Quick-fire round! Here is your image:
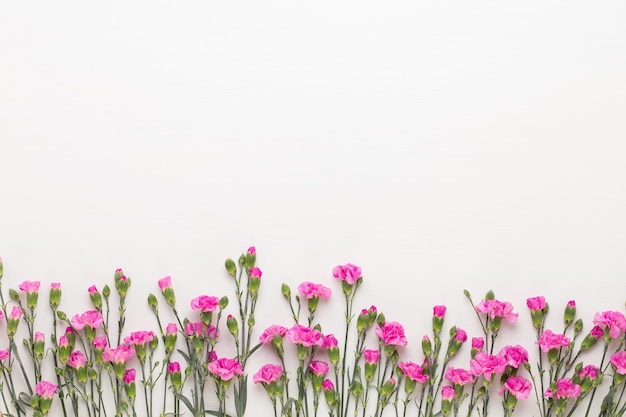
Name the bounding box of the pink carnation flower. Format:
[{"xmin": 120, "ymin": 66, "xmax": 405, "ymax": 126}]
[
  {"xmin": 253, "ymin": 364, "xmax": 283, "ymax": 384},
  {"xmin": 332, "ymin": 263, "xmax": 362, "ymax": 285},
  {"xmin": 287, "ymin": 324, "xmax": 323, "ymax": 347},
  {"xmin": 536, "ymin": 329, "xmax": 570, "ymax": 352},
  {"xmin": 397, "ymin": 361, "xmax": 429, "ymax": 383},
  {"xmin": 35, "ymin": 381, "xmax": 57, "ymax": 399},
  {"xmin": 475, "ymin": 299, "xmax": 518, "ymax": 323},
  {"xmin": 93, "ymin": 336, "xmax": 108, "ymax": 350},
  {"xmin": 499, "ymin": 376, "xmax": 532, "ymax": 399},
  {"xmin": 207, "ymin": 357, "xmax": 244, "ymax": 381},
  {"xmin": 67, "ymin": 351, "xmax": 86, "ymax": 369},
  {"xmin": 71, "ymin": 310, "xmax": 104, "ymax": 330},
  {"xmin": 498, "ymin": 345, "xmax": 529, "ymax": 368},
  {"xmin": 190, "ymin": 295, "xmax": 219, "ymax": 312},
  {"xmin": 576, "ymin": 364, "xmax": 600, "ymax": 380},
  {"xmin": 433, "ymin": 305, "xmax": 446, "ymax": 318},
  {"xmin": 125, "ymin": 330, "xmax": 155, "ymax": 346},
  {"xmin": 249, "ymin": 267, "xmax": 262, "ymax": 279},
  {"xmin": 441, "ymin": 385, "xmax": 456, "ymax": 401},
  {"xmin": 259, "ymin": 324, "xmax": 288, "ymax": 345},
  {"xmin": 168, "ymin": 362, "xmax": 181, "ymax": 373},
  {"xmin": 362, "ymin": 349, "xmax": 380, "ymax": 364},
  {"xmin": 444, "ymin": 367, "xmax": 474, "ymax": 385},
  {"xmin": 322, "ymin": 334, "xmax": 338, "ymax": 348},
  {"xmin": 375, "ymin": 322, "xmax": 408, "ymax": 346},
  {"xmin": 124, "ymin": 369, "xmax": 136, "ymax": 384},
  {"xmin": 158, "ymin": 276, "xmax": 172, "ymax": 290},
  {"xmin": 18, "ymin": 280, "xmax": 40, "ymax": 294},
  {"xmin": 297, "ymin": 282, "xmax": 332, "ymax": 299},
  {"xmin": 593, "ymin": 311, "xmax": 626, "ymax": 339},
  {"xmin": 526, "ymin": 296, "xmax": 546, "ymax": 311},
  {"xmin": 472, "ymin": 337, "xmax": 485, "ymax": 350},
  {"xmin": 545, "ymin": 378, "xmax": 581, "ymax": 399},
  {"xmin": 102, "ymin": 344, "xmax": 135, "ymax": 364},
  {"xmin": 470, "ymin": 351, "xmax": 505, "ymax": 381},
  {"xmin": 309, "ymin": 360, "xmax": 330, "ymax": 376},
  {"xmin": 610, "ymin": 351, "xmax": 626, "ymax": 375}
]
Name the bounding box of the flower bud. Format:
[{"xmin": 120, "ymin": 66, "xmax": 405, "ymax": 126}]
[
  {"xmin": 102, "ymin": 284, "xmax": 110, "ymax": 299},
  {"xmin": 564, "ymin": 300, "xmax": 576, "ymax": 327},
  {"xmin": 245, "ymin": 249, "xmax": 256, "ymax": 269},
  {"xmin": 422, "ymin": 336, "xmax": 432, "ymax": 359},
  {"xmin": 115, "ymin": 274, "xmax": 130, "ymax": 298},
  {"xmin": 225, "ymin": 258, "xmax": 237, "ymax": 278},
  {"xmin": 350, "ymin": 380, "xmax": 363, "ymax": 399},
  {"xmin": 381, "ymin": 378, "xmax": 396, "ymax": 397},
  {"xmin": 227, "ymin": 314, "xmax": 239, "ymax": 338},
  {"xmin": 49, "ymin": 283, "xmax": 61, "ymax": 310},
  {"xmin": 89, "ymin": 286, "xmax": 103, "ymax": 311},
  {"xmin": 219, "ymin": 296, "xmax": 229, "ymax": 310},
  {"xmin": 281, "ymin": 283, "xmax": 291, "ymax": 299},
  {"xmin": 147, "ymin": 293, "xmax": 158, "ymax": 313},
  {"xmin": 9, "ymin": 288, "xmax": 19, "ymax": 301}
]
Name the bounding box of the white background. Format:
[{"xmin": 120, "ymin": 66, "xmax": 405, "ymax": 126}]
[{"xmin": 1, "ymin": 2, "xmax": 626, "ymax": 416}]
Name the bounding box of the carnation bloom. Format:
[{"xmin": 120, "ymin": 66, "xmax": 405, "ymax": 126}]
[
  {"xmin": 472, "ymin": 337, "xmax": 485, "ymax": 350},
  {"xmin": 190, "ymin": 295, "xmax": 219, "ymax": 312},
  {"xmin": 362, "ymin": 349, "xmax": 380, "ymax": 364},
  {"xmin": 207, "ymin": 357, "xmax": 244, "ymax": 381},
  {"xmin": 166, "ymin": 322, "xmax": 177, "ymax": 335},
  {"xmin": 441, "ymin": 385, "xmax": 456, "ymax": 401},
  {"xmin": 433, "ymin": 305, "xmax": 447, "ymax": 317},
  {"xmin": 124, "ymin": 369, "xmax": 136, "ymax": 384},
  {"xmin": 526, "ymin": 296, "xmax": 546, "ymax": 311},
  {"xmin": 35, "ymin": 381, "xmax": 57, "ymax": 399},
  {"xmin": 19, "ymin": 280, "xmax": 40, "ymax": 294},
  {"xmin": 544, "ymin": 378, "xmax": 581, "ymax": 399},
  {"xmin": 444, "ymin": 367, "xmax": 474, "ymax": 385},
  {"xmin": 67, "ymin": 351, "xmax": 86, "ymax": 369},
  {"xmin": 253, "ymin": 364, "xmax": 283, "ymax": 384},
  {"xmin": 168, "ymin": 362, "xmax": 181, "ymax": 373},
  {"xmin": 247, "ymin": 246, "xmax": 256, "ymax": 255},
  {"xmin": 71, "ymin": 310, "xmax": 104, "ymax": 330},
  {"xmin": 297, "ymin": 282, "xmax": 332, "ymax": 299},
  {"xmin": 51, "ymin": 282, "xmax": 61, "ymax": 289},
  {"xmin": 397, "ymin": 361, "xmax": 429, "ymax": 383},
  {"xmin": 322, "ymin": 334, "xmax": 338, "ymax": 348},
  {"xmin": 375, "ymin": 322, "xmax": 408, "ymax": 346},
  {"xmin": 470, "ymin": 351, "xmax": 505, "ymax": 381},
  {"xmin": 536, "ymin": 329, "xmax": 570, "ymax": 352},
  {"xmin": 498, "ymin": 345, "xmax": 529, "ymax": 368},
  {"xmin": 249, "ymin": 267, "xmax": 262, "ymax": 278},
  {"xmin": 124, "ymin": 330, "xmax": 155, "ymax": 346},
  {"xmin": 454, "ymin": 327, "xmax": 467, "ymax": 342},
  {"xmin": 576, "ymin": 364, "xmax": 600, "ymax": 380},
  {"xmin": 610, "ymin": 351, "xmax": 626, "ymax": 375},
  {"xmin": 323, "ymin": 379, "xmax": 334, "ymax": 390},
  {"xmin": 93, "ymin": 336, "xmax": 107, "ymax": 349},
  {"xmin": 88, "ymin": 285, "xmax": 98, "ymax": 295},
  {"xmin": 158, "ymin": 276, "xmax": 172, "ymax": 290},
  {"xmin": 499, "ymin": 376, "xmax": 532, "ymax": 400},
  {"xmin": 0, "ymin": 350, "xmax": 9, "ymax": 361},
  {"xmin": 9, "ymin": 306, "xmax": 23, "ymax": 320},
  {"xmin": 259, "ymin": 325, "xmax": 288, "ymax": 345},
  {"xmin": 287, "ymin": 324, "xmax": 323, "ymax": 347},
  {"xmin": 332, "ymin": 263, "xmax": 362, "ymax": 285},
  {"xmin": 475, "ymin": 299, "xmax": 518, "ymax": 322},
  {"xmin": 309, "ymin": 360, "xmax": 330, "ymax": 376},
  {"xmin": 593, "ymin": 311, "xmax": 626, "ymax": 339},
  {"xmin": 102, "ymin": 344, "xmax": 135, "ymax": 364}
]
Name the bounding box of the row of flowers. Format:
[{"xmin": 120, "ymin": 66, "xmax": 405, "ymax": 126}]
[{"xmin": 0, "ymin": 250, "xmax": 625, "ymax": 417}]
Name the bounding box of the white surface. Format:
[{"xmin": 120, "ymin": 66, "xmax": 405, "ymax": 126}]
[{"xmin": 1, "ymin": 2, "xmax": 626, "ymax": 416}]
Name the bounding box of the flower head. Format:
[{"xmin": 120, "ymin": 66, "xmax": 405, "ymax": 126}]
[
  {"xmin": 362, "ymin": 349, "xmax": 380, "ymax": 364},
  {"xmin": 441, "ymin": 385, "xmax": 456, "ymax": 401},
  {"xmin": 332, "ymin": 263, "xmax": 362, "ymax": 285},
  {"xmin": 536, "ymin": 329, "xmax": 570, "ymax": 353},
  {"xmin": 545, "ymin": 378, "xmax": 581, "ymax": 399},
  {"xmin": 207, "ymin": 357, "xmax": 244, "ymax": 381},
  {"xmin": 287, "ymin": 324, "xmax": 323, "ymax": 347},
  {"xmin": 67, "ymin": 350, "xmax": 86, "ymax": 369},
  {"xmin": 190, "ymin": 295, "xmax": 220, "ymax": 312},
  {"xmin": 309, "ymin": 360, "xmax": 329, "ymax": 376},
  {"xmin": 610, "ymin": 351, "xmax": 626, "ymax": 375},
  {"xmin": 475, "ymin": 299, "xmax": 518, "ymax": 323},
  {"xmin": 260, "ymin": 324, "xmax": 288, "ymax": 345},
  {"xmin": 444, "ymin": 367, "xmax": 474, "ymax": 385},
  {"xmin": 498, "ymin": 345, "xmax": 529, "ymax": 369},
  {"xmin": 35, "ymin": 381, "xmax": 57, "ymax": 399},
  {"xmin": 526, "ymin": 296, "xmax": 546, "ymax": 312},
  {"xmin": 593, "ymin": 311, "xmax": 626, "ymax": 339},
  {"xmin": 433, "ymin": 305, "xmax": 446, "ymax": 318},
  {"xmin": 375, "ymin": 321, "xmax": 408, "ymax": 346},
  {"xmin": 297, "ymin": 282, "xmax": 332, "ymax": 299},
  {"xmin": 499, "ymin": 376, "xmax": 532, "ymax": 400},
  {"xmin": 470, "ymin": 351, "xmax": 505, "ymax": 381},
  {"xmin": 398, "ymin": 361, "xmax": 429, "ymax": 383}
]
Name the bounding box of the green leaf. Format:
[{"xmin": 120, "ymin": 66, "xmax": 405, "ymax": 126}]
[{"xmin": 174, "ymin": 392, "xmax": 196, "ymax": 414}]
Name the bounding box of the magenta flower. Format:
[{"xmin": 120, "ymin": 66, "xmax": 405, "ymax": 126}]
[
  {"xmin": 253, "ymin": 364, "xmax": 283, "ymax": 384},
  {"xmin": 322, "ymin": 334, "xmax": 338, "ymax": 348},
  {"xmin": 593, "ymin": 311, "xmax": 626, "ymax": 339},
  {"xmin": 34, "ymin": 331, "xmax": 45, "ymax": 343},
  {"xmin": 526, "ymin": 296, "xmax": 546, "ymax": 311},
  {"xmin": 124, "ymin": 330, "xmax": 155, "ymax": 347},
  {"xmin": 249, "ymin": 267, "xmax": 262, "ymax": 279},
  {"xmin": 441, "ymin": 385, "xmax": 456, "ymax": 401},
  {"xmin": 297, "ymin": 282, "xmax": 332, "ymax": 299},
  {"xmin": 332, "ymin": 263, "xmax": 362, "ymax": 285},
  {"xmin": 454, "ymin": 327, "xmax": 467, "ymax": 342},
  {"xmin": 498, "ymin": 345, "xmax": 529, "ymax": 368},
  {"xmin": 247, "ymin": 246, "xmax": 256, "ymax": 255},
  {"xmin": 398, "ymin": 361, "xmax": 429, "ymax": 383},
  {"xmin": 545, "ymin": 378, "xmax": 581, "ymax": 399},
  {"xmin": 576, "ymin": 364, "xmax": 600, "ymax": 380},
  {"xmin": 536, "ymin": 329, "xmax": 571, "ymax": 352},
  {"xmin": 610, "ymin": 351, "xmax": 626, "ymax": 374},
  {"xmin": 207, "ymin": 357, "xmax": 244, "ymax": 381},
  {"xmin": 158, "ymin": 276, "xmax": 171, "ymax": 290},
  {"xmin": 259, "ymin": 324, "xmax": 288, "ymax": 345},
  {"xmin": 444, "ymin": 367, "xmax": 474, "ymax": 385},
  {"xmin": 190, "ymin": 295, "xmax": 219, "ymax": 312},
  {"xmin": 124, "ymin": 369, "xmax": 136, "ymax": 384},
  {"xmin": 323, "ymin": 379, "xmax": 334, "ymax": 391},
  {"xmin": 67, "ymin": 351, "xmax": 87, "ymax": 369},
  {"xmin": 309, "ymin": 360, "xmax": 330, "ymax": 376},
  {"xmin": 71, "ymin": 310, "xmax": 104, "ymax": 330},
  {"xmin": 287, "ymin": 324, "xmax": 323, "ymax": 347},
  {"xmin": 470, "ymin": 351, "xmax": 506, "ymax": 381},
  {"xmin": 433, "ymin": 305, "xmax": 446, "ymax": 318},
  {"xmin": 102, "ymin": 344, "xmax": 135, "ymax": 364},
  {"xmin": 35, "ymin": 381, "xmax": 57, "ymax": 399},
  {"xmin": 185, "ymin": 322, "xmax": 219, "ymax": 338},
  {"xmin": 88, "ymin": 285, "xmax": 98, "ymax": 295},
  {"xmin": 475, "ymin": 299, "xmax": 518, "ymax": 323},
  {"xmin": 499, "ymin": 376, "xmax": 532, "ymax": 399},
  {"xmin": 166, "ymin": 322, "xmax": 177, "ymax": 335},
  {"xmin": 9, "ymin": 306, "xmax": 23, "ymax": 320},
  {"xmin": 0, "ymin": 350, "xmax": 10, "ymax": 361},
  {"xmin": 375, "ymin": 322, "xmax": 408, "ymax": 346},
  {"xmin": 472, "ymin": 337, "xmax": 485, "ymax": 350},
  {"xmin": 19, "ymin": 280, "xmax": 40, "ymax": 293},
  {"xmin": 362, "ymin": 349, "xmax": 380, "ymax": 364},
  {"xmin": 59, "ymin": 335, "xmax": 70, "ymax": 348},
  {"xmin": 168, "ymin": 362, "xmax": 181, "ymax": 373},
  {"xmin": 93, "ymin": 336, "xmax": 107, "ymax": 350}
]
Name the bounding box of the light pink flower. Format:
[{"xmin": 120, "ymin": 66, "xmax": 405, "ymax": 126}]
[
  {"xmin": 433, "ymin": 305, "xmax": 446, "ymax": 318},
  {"xmin": 322, "ymin": 334, "xmax": 338, "ymax": 348},
  {"xmin": 9, "ymin": 306, "xmax": 23, "ymax": 320},
  {"xmin": 102, "ymin": 344, "xmax": 135, "ymax": 364},
  {"xmin": 259, "ymin": 325, "xmax": 288, "ymax": 345},
  {"xmin": 71, "ymin": 310, "xmax": 104, "ymax": 330},
  {"xmin": 375, "ymin": 322, "xmax": 408, "ymax": 346},
  {"xmin": 253, "ymin": 364, "xmax": 283, "ymax": 384},
  {"xmin": 444, "ymin": 367, "xmax": 474, "ymax": 385},
  {"xmin": 185, "ymin": 322, "xmax": 219, "ymax": 338},
  {"xmin": 35, "ymin": 331, "xmax": 45, "ymax": 343},
  {"xmin": 158, "ymin": 276, "xmax": 171, "ymax": 290},
  {"xmin": 0, "ymin": 350, "xmax": 10, "ymax": 361},
  {"xmin": 362, "ymin": 349, "xmax": 380, "ymax": 364},
  {"xmin": 166, "ymin": 323, "xmax": 177, "ymax": 335},
  {"xmin": 544, "ymin": 378, "xmax": 581, "ymax": 399},
  {"xmin": 18, "ymin": 280, "xmax": 40, "ymax": 294},
  {"xmin": 309, "ymin": 360, "xmax": 329, "ymax": 376},
  {"xmin": 190, "ymin": 295, "xmax": 219, "ymax": 312},
  {"xmin": 593, "ymin": 311, "xmax": 626, "ymax": 339},
  {"xmin": 475, "ymin": 299, "xmax": 518, "ymax": 323},
  {"xmin": 59, "ymin": 335, "xmax": 69, "ymax": 348},
  {"xmin": 287, "ymin": 324, "xmax": 323, "ymax": 347},
  {"xmin": 610, "ymin": 351, "xmax": 626, "ymax": 375},
  {"xmin": 93, "ymin": 336, "xmax": 107, "ymax": 350},
  {"xmin": 249, "ymin": 267, "xmax": 262, "ymax": 279},
  {"xmin": 124, "ymin": 330, "xmax": 155, "ymax": 346},
  {"xmin": 498, "ymin": 345, "xmax": 529, "ymax": 368},
  {"xmin": 536, "ymin": 329, "xmax": 570, "ymax": 352},
  {"xmin": 398, "ymin": 361, "xmax": 429, "ymax": 383},
  {"xmin": 67, "ymin": 351, "xmax": 86, "ymax": 369},
  {"xmin": 207, "ymin": 357, "xmax": 244, "ymax": 381},
  {"xmin": 35, "ymin": 381, "xmax": 57, "ymax": 399},
  {"xmin": 51, "ymin": 282, "xmax": 61, "ymax": 290},
  {"xmin": 124, "ymin": 369, "xmax": 136, "ymax": 384},
  {"xmin": 499, "ymin": 376, "xmax": 532, "ymax": 399},
  {"xmin": 297, "ymin": 282, "xmax": 332, "ymax": 299},
  {"xmin": 526, "ymin": 296, "xmax": 546, "ymax": 311},
  {"xmin": 441, "ymin": 385, "xmax": 456, "ymax": 401},
  {"xmin": 470, "ymin": 351, "xmax": 505, "ymax": 381},
  {"xmin": 332, "ymin": 263, "xmax": 362, "ymax": 285}
]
